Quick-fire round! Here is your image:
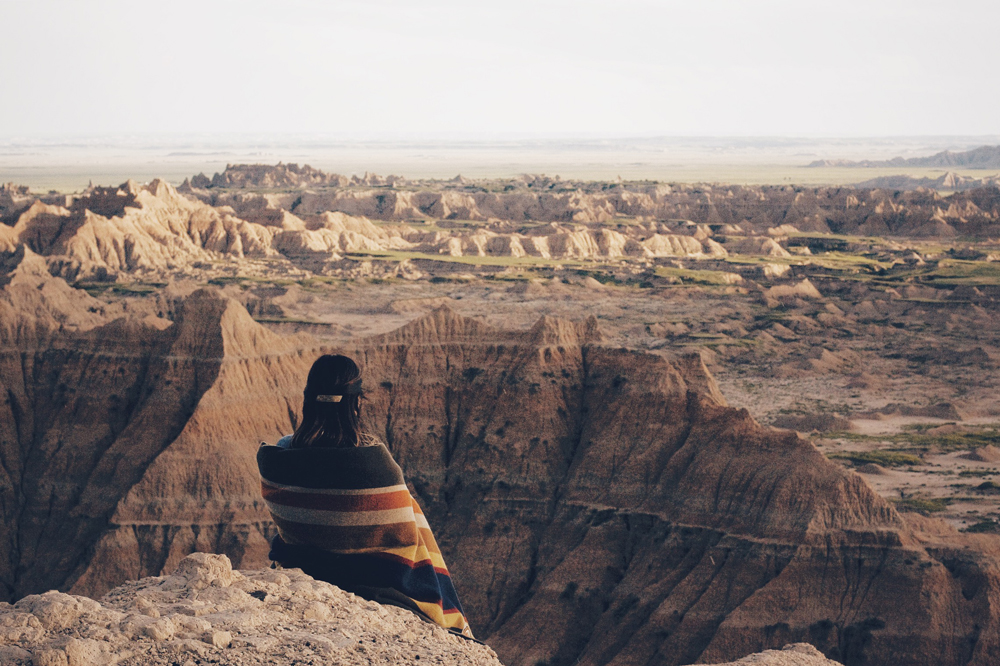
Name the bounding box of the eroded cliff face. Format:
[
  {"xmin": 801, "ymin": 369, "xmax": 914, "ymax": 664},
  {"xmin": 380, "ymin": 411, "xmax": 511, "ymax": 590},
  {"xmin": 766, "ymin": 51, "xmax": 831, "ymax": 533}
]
[
  {"xmin": 1, "ymin": 266, "xmax": 999, "ymax": 666},
  {"xmin": 0, "ymin": 258, "xmax": 318, "ymax": 601},
  {"xmin": 342, "ymin": 309, "xmax": 998, "ymax": 666}
]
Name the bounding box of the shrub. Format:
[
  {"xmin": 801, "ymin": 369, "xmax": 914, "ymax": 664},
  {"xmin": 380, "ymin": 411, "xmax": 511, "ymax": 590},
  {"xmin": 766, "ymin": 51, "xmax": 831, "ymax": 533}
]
[{"xmin": 962, "ymin": 520, "xmax": 1000, "ymax": 533}]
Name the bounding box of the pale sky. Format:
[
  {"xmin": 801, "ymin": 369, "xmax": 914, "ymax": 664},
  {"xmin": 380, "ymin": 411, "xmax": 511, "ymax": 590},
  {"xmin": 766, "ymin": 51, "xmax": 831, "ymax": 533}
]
[{"xmin": 1, "ymin": 0, "xmax": 998, "ymax": 138}]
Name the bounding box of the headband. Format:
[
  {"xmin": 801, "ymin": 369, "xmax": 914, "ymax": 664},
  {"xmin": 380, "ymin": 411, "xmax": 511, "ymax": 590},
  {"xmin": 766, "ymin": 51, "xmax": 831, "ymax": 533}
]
[{"xmin": 313, "ymin": 377, "xmax": 363, "ymax": 403}]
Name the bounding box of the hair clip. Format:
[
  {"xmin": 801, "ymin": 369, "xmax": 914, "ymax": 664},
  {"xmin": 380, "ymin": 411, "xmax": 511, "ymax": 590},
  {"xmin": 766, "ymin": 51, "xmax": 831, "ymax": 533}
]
[{"xmin": 316, "ymin": 395, "xmax": 343, "ymax": 403}]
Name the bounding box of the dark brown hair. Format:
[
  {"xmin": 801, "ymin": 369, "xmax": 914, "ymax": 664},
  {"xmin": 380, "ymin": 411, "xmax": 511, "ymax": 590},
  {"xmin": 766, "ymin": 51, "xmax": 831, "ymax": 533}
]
[{"xmin": 290, "ymin": 354, "xmax": 364, "ymax": 448}]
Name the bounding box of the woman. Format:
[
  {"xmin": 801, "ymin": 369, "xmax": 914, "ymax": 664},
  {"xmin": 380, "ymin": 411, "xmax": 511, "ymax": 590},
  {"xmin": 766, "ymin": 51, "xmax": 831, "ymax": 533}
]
[{"xmin": 257, "ymin": 354, "xmax": 473, "ymax": 638}]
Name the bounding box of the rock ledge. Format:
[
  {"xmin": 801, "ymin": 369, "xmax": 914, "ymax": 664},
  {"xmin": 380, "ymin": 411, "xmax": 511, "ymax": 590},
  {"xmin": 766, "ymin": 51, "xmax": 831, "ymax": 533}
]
[{"xmin": 0, "ymin": 553, "xmax": 501, "ymax": 666}]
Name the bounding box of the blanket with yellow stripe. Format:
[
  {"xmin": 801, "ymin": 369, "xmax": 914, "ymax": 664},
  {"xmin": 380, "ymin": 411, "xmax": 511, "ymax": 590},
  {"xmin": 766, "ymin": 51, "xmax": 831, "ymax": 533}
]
[{"xmin": 257, "ymin": 442, "xmax": 473, "ymax": 638}]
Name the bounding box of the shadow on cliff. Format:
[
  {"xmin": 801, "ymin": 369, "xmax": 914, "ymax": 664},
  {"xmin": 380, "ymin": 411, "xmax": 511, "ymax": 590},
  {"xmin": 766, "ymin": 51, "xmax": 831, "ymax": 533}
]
[{"xmin": 0, "ymin": 283, "xmax": 236, "ymax": 599}]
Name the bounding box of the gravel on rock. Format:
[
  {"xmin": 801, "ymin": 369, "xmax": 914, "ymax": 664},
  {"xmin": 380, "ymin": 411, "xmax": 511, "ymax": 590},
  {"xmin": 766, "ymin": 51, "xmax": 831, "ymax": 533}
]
[
  {"xmin": 696, "ymin": 643, "xmax": 844, "ymax": 666},
  {"xmin": 0, "ymin": 553, "xmax": 503, "ymax": 666}
]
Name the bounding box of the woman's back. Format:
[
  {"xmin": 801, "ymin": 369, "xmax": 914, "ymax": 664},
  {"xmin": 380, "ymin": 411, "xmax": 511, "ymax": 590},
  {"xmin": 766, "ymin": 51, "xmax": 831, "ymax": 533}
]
[{"xmin": 257, "ymin": 354, "xmax": 474, "ymax": 638}]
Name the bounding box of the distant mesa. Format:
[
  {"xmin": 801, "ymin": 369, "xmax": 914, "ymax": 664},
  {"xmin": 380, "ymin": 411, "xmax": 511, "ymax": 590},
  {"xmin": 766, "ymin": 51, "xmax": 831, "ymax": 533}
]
[
  {"xmin": 853, "ymin": 171, "xmax": 1000, "ymax": 192},
  {"xmin": 809, "ymin": 145, "xmax": 1000, "ymax": 169},
  {"xmin": 182, "ymin": 163, "xmax": 408, "ymax": 190},
  {"xmin": 187, "ymin": 162, "xmax": 348, "ymax": 189}
]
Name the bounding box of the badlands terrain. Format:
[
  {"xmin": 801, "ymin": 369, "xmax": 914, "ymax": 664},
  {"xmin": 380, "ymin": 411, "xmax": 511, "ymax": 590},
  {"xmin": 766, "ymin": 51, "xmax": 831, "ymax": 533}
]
[{"xmin": 1, "ymin": 164, "xmax": 1000, "ymax": 666}]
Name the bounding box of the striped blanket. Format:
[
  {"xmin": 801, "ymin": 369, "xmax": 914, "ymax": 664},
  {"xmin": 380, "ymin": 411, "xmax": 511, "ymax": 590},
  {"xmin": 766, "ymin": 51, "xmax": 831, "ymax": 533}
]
[{"xmin": 257, "ymin": 441, "xmax": 473, "ymax": 638}]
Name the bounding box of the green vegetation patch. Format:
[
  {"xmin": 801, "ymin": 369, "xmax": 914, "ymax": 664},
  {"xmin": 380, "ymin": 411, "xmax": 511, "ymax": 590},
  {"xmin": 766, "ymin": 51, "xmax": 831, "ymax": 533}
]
[
  {"xmin": 903, "ymin": 422, "xmax": 956, "ymax": 433},
  {"xmin": 721, "ymin": 255, "xmax": 802, "ymax": 267},
  {"xmin": 962, "ymin": 520, "xmax": 1000, "ymax": 534},
  {"xmin": 930, "ymin": 259, "xmax": 1000, "ymax": 286},
  {"xmin": 111, "ymin": 283, "xmax": 165, "ymax": 295},
  {"xmin": 575, "ymin": 269, "xmax": 654, "ymax": 289},
  {"xmin": 74, "ymin": 281, "xmax": 166, "ymax": 295},
  {"xmin": 253, "ymin": 316, "xmax": 334, "ymax": 326},
  {"xmin": 894, "ymin": 497, "xmax": 950, "ymax": 514},
  {"xmin": 830, "ymin": 428, "xmax": 1000, "ymax": 454},
  {"xmin": 785, "ymin": 231, "xmax": 887, "ymax": 245},
  {"xmin": 829, "ymin": 451, "xmax": 923, "ymax": 467},
  {"xmin": 891, "ymin": 259, "xmax": 1000, "ymax": 287},
  {"xmin": 575, "ymin": 269, "xmax": 618, "ymax": 285},
  {"xmin": 208, "ymin": 276, "xmax": 298, "ymax": 287},
  {"xmin": 299, "ymin": 276, "xmax": 341, "ymax": 290},
  {"xmin": 806, "ymin": 252, "xmax": 893, "ymax": 271},
  {"xmin": 346, "ymin": 249, "xmax": 580, "ymax": 268},
  {"xmin": 959, "ymin": 469, "xmax": 999, "ymax": 478}
]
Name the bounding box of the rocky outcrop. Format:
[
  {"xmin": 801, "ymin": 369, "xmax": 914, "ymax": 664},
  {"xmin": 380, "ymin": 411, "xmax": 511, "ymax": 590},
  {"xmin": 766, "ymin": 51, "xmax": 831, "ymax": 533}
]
[
  {"xmin": 0, "ymin": 552, "xmax": 502, "ymax": 666},
  {"xmin": 1, "ymin": 180, "xmax": 286, "ymax": 281},
  {"xmin": 193, "ymin": 162, "xmax": 351, "ymax": 189},
  {"xmin": 702, "ymin": 644, "xmax": 842, "ymax": 666}
]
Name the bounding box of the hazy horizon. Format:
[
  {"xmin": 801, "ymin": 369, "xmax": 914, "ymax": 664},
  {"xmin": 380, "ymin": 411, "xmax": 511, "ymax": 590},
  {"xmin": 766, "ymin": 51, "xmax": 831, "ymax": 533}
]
[{"xmin": 3, "ymin": 133, "xmax": 998, "ymax": 192}]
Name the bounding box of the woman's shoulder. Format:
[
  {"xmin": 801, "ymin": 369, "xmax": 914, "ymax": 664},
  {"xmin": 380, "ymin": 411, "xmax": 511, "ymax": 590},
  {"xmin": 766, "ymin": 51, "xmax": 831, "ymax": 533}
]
[
  {"xmin": 358, "ymin": 432, "xmax": 385, "ymax": 448},
  {"xmin": 262, "ymin": 433, "xmax": 383, "ymax": 449}
]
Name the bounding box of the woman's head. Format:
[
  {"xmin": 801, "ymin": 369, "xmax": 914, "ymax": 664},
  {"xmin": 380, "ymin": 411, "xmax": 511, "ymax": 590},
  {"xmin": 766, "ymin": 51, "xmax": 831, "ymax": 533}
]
[{"xmin": 291, "ymin": 354, "xmax": 364, "ymax": 448}]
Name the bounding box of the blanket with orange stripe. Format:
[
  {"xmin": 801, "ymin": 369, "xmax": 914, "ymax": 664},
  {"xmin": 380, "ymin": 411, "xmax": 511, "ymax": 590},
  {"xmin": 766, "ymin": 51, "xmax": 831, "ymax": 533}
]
[{"xmin": 257, "ymin": 442, "xmax": 473, "ymax": 638}]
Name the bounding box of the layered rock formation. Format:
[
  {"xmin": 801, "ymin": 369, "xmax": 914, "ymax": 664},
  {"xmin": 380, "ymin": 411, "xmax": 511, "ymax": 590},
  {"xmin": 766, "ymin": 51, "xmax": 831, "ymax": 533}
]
[
  {"xmin": 2, "ymin": 258, "xmax": 999, "ymax": 666},
  {"xmin": 0, "ymin": 179, "xmax": 742, "ymax": 283},
  {"xmin": 0, "ymin": 256, "xmax": 321, "ymax": 602},
  {"xmin": 3, "ymin": 168, "xmax": 999, "ymax": 290},
  {"xmin": 0, "ymin": 179, "xmax": 285, "ymax": 280}
]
